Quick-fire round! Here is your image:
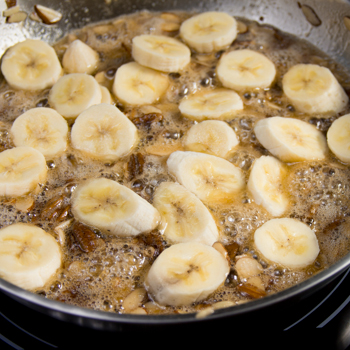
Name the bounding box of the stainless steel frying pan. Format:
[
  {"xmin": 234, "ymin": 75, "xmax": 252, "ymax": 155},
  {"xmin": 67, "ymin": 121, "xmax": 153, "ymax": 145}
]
[{"xmin": 0, "ymin": 0, "xmax": 350, "ymax": 332}]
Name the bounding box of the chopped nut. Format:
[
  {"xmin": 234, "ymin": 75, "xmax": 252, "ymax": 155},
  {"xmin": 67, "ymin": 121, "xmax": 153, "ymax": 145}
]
[
  {"xmin": 136, "ymin": 231, "xmax": 167, "ymax": 258},
  {"xmin": 237, "ymin": 281, "xmax": 266, "ymax": 299},
  {"xmin": 29, "ymin": 11, "xmax": 42, "ymax": 22},
  {"xmin": 145, "ymin": 143, "xmax": 184, "ymax": 156},
  {"xmin": 195, "ymin": 307, "xmax": 214, "ymax": 319},
  {"xmin": 225, "ymin": 242, "xmax": 239, "ymax": 263},
  {"xmin": 212, "ymin": 300, "xmax": 235, "ymax": 310},
  {"xmin": 129, "ymin": 307, "xmax": 147, "ymax": 315},
  {"xmin": 34, "ymin": 4, "xmax": 62, "ymax": 25},
  {"xmin": 344, "ymin": 16, "xmax": 350, "ymax": 32},
  {"xmin": 92, "ymin": 24, "xmax": 115, "ymax": 35},
  {"xmin": 144, "ymin": 301, "xmax": 166, "ymax": 314},
  {"xmin": 72, "ymin": 222, "xmax": 99, "ymax": 253},
  {"xmin": 246, "ymin": 276, "xmax": 265, "ymax": 292},
  {"xmin": 139, "ymin": 105, "xmax": 162, "ymax": 115},
  {"xmin": 235, "ymin": 255, "xmax": 263, "ymax": 280},
  {"xmin": 299, "ymin": 3, "xmax": 322, "ymax": 27},
  {"xmin": 212, "ymin": 242, "xmax": 230, "ymax": 265},
  {"xmin": 3, "ymin": 5, "xmax": 20, "ymax": 17},
  {"xmin": 54, "ymin": 227, "xmax": 66, "ymax": 246},
  {"xmin": 123, "ymin": 288, "xmax": 147, "ymax": 313},
  {"xmin": 237, "ymin": 21, "xmax": 248, "ymax": 34},
  {"xmin": 5, "ymin": 0, "xmax": 16, "ymax": 9},
  {"xmin": 56, "ymin": 204, "xmax": 72, "ymax": 222},
  {"xmin": 6, "ymin": 11, "xmax": 27, "ymax": 23},
  {"xmin": 132, "ymin": 113, "xmax": 163, "ymax": 129},
  {"xmin": 39, "ymin": 195, "xmax": 65, "ymax": 220},
  {"xmin": 55, "ymin": 218, "xmax": 73, "ymax": 231},
  {"xmin": 14, "ymin": 196, "xmax": 34, "ymax": 212},
  {"xmin": 162, "ymin": 22, "xmax": 180, "ymax": 32},
  {"xmin": 265, "ymin": 100, "xmax": 282, "ymax": 110},
  {"xmin": 160, "ymin": 12, "xmax": 181, "ymax": 23},
  {"xmin": 127, "ymin": 153, "xmax": 144, "ymax": 180}
]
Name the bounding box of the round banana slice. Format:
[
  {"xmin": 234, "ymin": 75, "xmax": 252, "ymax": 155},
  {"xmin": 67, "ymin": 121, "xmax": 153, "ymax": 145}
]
[
  {"xmin": 71, "ymin": 177, "xmax": 160, "ymax": 237},
  {"xmin": 167, "ymin": 151, "xmax": 245, "ymax": 204},
  {"xmin": 0, "ymin": 223, "xmax": 61, "ymax": 290},
  {"xmin": 62, "ymin": 39, "xmax": 99, "ymax": 75},
  {"xmin": 254, "ymin": 218, "xmax": 319, "ymax": 268},
  {"xmin": 282, "ymin": 64, "xmax": 349, "ymax": 115},
  {"xmin": 71, "ymin": 103, "xmax": 138, "ymax": 162},
  {"xmin": 248, "ymin": 156, "xmax": 289, "ymax": 217},
  {"xmin": 0, "ymin": 146, "xmax": 47, "ymax": 197},
  {"xmin": 153, "ymin": 182, "xmax": 219, "ymax": 245},
  {"xmin": 254, "ymin": 116, "xmax": 327, "ymax": 162},
  {"xmin": 145, "ymin": 242, "xmax": 229, "ymax": 306},
  {"xmin": 112, "ymin": 62, "xmax": 169, "ymax": 105},
  {"xmin": 217, "ymin": 49, "xmax": 276, "ymax": 91},
  {"xmin": 179, "ymin": 11, "xmax": 237, "ymax": 53},
  {"xmin": 179, "ymin": 88, "xmax": 243, "ymax": 121},
  {"xmin": 183, "ymin": 120, "xmax": 239, "ymax": 158},
  {"xmin": 10, "ymin": 107, "xmax": 68, "ymax": 160},
  {"xmin": 132, "ymin": 34, "xmax": 191, "ymax": 73},
  {"xmin": 327, "ymin": 113, "xmax": 350, "ymax": 163},
  {"xmin": 1, "ymin": 39, "xmax": 62, "ymax": 91},
  {"xmin": 48, "ymin": 73, "xmax": 102, "ymax": 119}
]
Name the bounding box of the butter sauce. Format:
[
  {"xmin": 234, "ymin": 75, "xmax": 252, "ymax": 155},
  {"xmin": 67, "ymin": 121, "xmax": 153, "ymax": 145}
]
[{"xmin": 0, "ymin": 10, "xmax": 349, "ymax": 315}]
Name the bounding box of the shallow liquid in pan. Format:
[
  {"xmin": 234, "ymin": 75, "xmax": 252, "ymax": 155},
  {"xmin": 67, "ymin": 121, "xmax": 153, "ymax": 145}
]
[{"xmin": 0, "ymin": 6, "xmax": 350, "ymax": 318}]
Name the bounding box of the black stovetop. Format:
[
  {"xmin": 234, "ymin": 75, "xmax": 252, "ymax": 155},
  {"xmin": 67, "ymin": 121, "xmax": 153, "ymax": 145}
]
[{"xmin": 1, "ymin": 268, "xmax": 350, "ymax": 349}]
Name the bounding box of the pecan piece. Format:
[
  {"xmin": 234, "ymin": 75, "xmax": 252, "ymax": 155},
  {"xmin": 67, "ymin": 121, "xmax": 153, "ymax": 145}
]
[
  {"xmin": 136, "ymin": 230, "xmax": 167, "ymax": 259},
  {"xmin": 72, "ymin": 222, "xmax": 99, "ymax": 253},
  {"xmin": 132, "ymin": 113, "xmax": 163, "ymax": 129},
  {"xmin": 237, "ymin": 282, "xmax": 266, "ymax": 299},
  {"xmin": 39, "ymin": 195, "xmax": 65, "ymax": 221},
  {"xmin": 127, "ymin": 153, "xmax": 144, "ymax": 180}
]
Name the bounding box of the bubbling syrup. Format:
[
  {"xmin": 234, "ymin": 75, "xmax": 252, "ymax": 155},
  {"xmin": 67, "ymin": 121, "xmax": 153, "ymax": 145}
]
[{"xmin": 0, "ymin": 10, "xmax": 350, "ymax": 315}]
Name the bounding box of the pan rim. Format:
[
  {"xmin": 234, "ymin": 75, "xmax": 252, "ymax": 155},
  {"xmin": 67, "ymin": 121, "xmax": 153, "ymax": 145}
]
[{"xmin": 1, "ymin": 252, "xmax": 349, "ymax": 326}]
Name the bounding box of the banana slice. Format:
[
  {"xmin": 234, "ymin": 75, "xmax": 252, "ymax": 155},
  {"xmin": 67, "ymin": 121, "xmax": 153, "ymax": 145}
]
[
  {"xmin": 62, "ymin": 39, "xmax": 99, "ymax": 75},
  {"xmin": 100, "ymin": 85, "xmax": 113, "ymax": 104},
  {"xmin": 153, "ymin": 182, "xmax": 219, "ymax": 245},
  {"xmin": 71, "ymin": 177, "xmax": 160, "ymax": 237},
  {"xmin": 254, "ymin": 218, "xmax": 319, "ymax": 268},
  {"xmin": 254, "ymin": 116, "xmax": 327, "ymax": 162},
  {"xmin": 327, "ymin": 114, "xmax": 350, "ymax": 163},
  {"xmin": 48, "ymin": 73, "xmax": 102, "ymax": 119},
  {"xmin": 132, "ymin": 34, "xmax": 191, "ymax": 73},
  {"xmin": 179, "ymin": 11, "xmax": 237, "ymax": 53},
  {"xmin": 112, "ymin": 62, "xmax": 169, "ymax": 105},
  {"xmin": 248, "ymin": 156, "xmax": 289, "ymax": 217},
  {"xmin": 10, "ymin": 107, "xmax": 68, "ymax": 160},
  {"xmin": 0, "ymin": 146, "xmax": 47, "ymax": 197},
  {"xmin": 217, "ymin": 49, "xmax": 276, "ymax": 91},
  {"xmin": 282, "ymin": 64, "xmax": 349, "ymax": 115},
  {"xmin": 0, "ymin": 223, "xmax": 61, "ymax": 290},
  {"xmin": 1, "ymin": 39, "xmax": 62, "ymax": 91},
  {"xmin": 145, "ymin": 242, "xmax": 229, "ymax": 306},
  {"xmin": 70, "ymin": 103, "xmax": 138, "ymax": 162},
  {"xmin": 183, "ymin": 120, "xmax": 239, "ymax": 158},
  {"xmin": 167, "ymin": 151, "xmax": 245, "ymax": 204},
  {"xmin": 179, "ymin": 88, "xmax": 243, "ymax": 121}
]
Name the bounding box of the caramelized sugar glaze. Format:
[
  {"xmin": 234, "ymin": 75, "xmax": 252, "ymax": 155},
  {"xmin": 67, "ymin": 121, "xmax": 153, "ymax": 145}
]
[{"xmin": 0, "ymin": 10, "xmax": 350, "ymax": 315}]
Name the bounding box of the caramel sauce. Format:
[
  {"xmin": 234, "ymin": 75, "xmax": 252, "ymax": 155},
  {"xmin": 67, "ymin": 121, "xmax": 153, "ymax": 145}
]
[{"xmin": 0, "ymin": 10, "xmax": 350, "ymax": 315}]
